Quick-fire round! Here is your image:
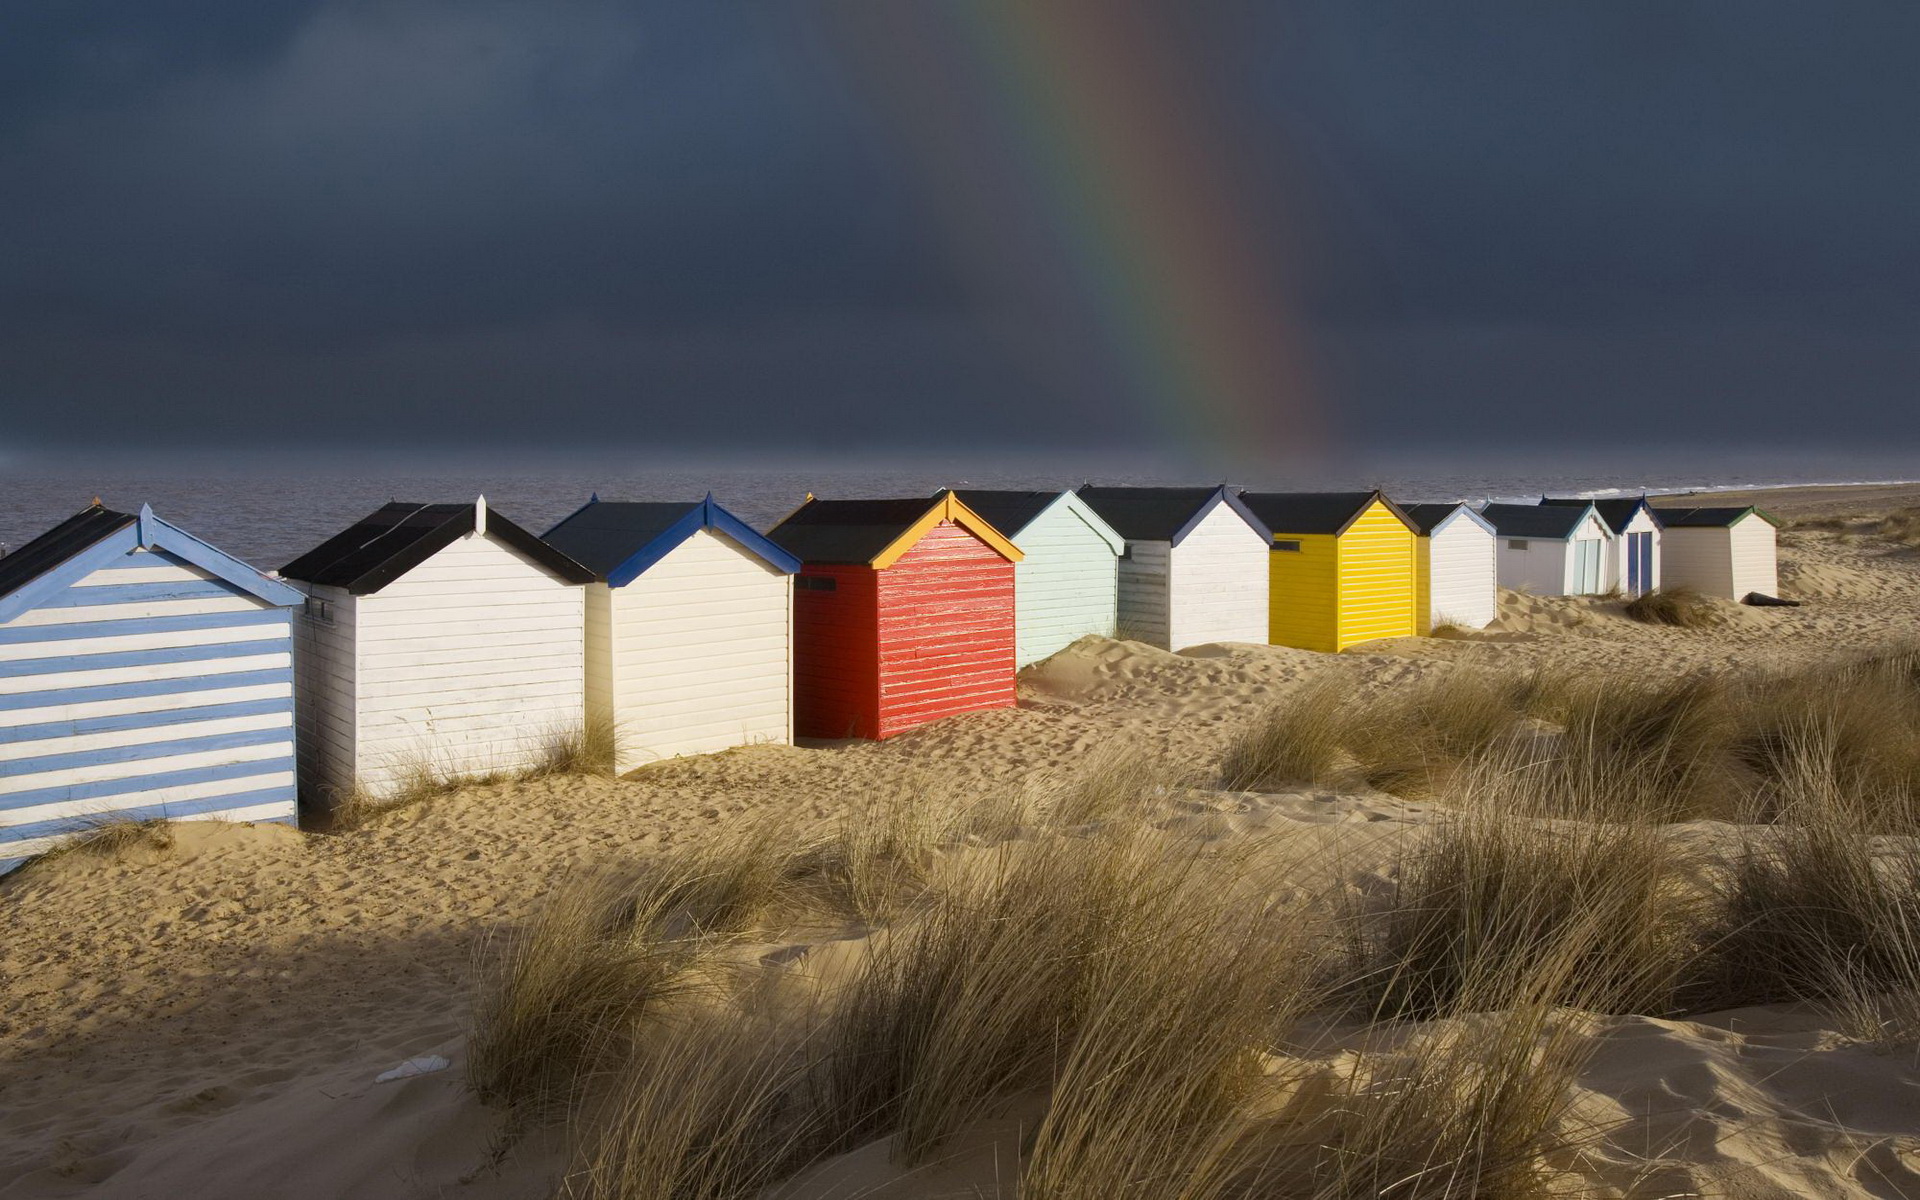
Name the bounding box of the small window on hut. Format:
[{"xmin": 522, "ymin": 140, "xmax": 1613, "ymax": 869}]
[
  {"xmin": 1508, "ymin": 539, "xmax": 1529, "ymax": 551},
  {"xmin": 796, "ymin": 576, "xmax": 837, "ymax": 592},
  {"xmin": 1273, "ymin": 540, "xmax": 1301, "ymax": 552},
  {"xmin": 305, "ymin": 597, "xmax": 333, "ymax": 624}
]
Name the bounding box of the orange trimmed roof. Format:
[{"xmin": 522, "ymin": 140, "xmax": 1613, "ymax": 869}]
[{"xmin": 767, "ymin": 494, "xmax": 1023, "ymax": 568}]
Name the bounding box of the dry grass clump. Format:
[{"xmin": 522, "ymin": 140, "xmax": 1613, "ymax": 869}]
[
  {"xmin": 1735, "ymin": 655, "xmax": 1920, "ymax": 827},
  {"xmin": 1705, "ymin": 794, "xmax": 1920, "ymax": 1034},
  {"xmin": 1351, "ymin": 757, "xmax": 1702, "ymax": 1020},
  {"xmin": 1623, "ymin": 585, "xmax": 1717, "ymax": 628},
  {"xmin": 1879, "ymin": 507, "xmax": 1920, "ymax": 548},
  {"xmin": 1340, "ymin": 670, "xmax": 1529, "ymax": 798},
  {"xmin": 1296, "ymin": 997, "xmax": 1593, "ymax": 1200},
  {"xmin": 564, "ymin": 1006, "xmax": 822, "ymax": 1200},
  {"xmin": 30, "ymin": 816, "xmax": 177, "ymax": 867},
  {"xmin": 1035, "ymin": 741, "xmax": 1192, "ymax": 826},
  {"xmin": 468, "ymin": 821, "xmax": 819, "ymax": 1112},
  {"xmin": 1019, "ymin": 854, "xmax": 1330, "ymax": 1200},
  {"xmin": 528, "ymin": 714, "xmax": 621, "ymax": 779},
  {"xmin": 814, "ymin": 831, "xmax": 1167, "ymax": 1161},
  {"xmin": 1220, "ymin": 674, "xmax": 1363, "ymax": 790}
]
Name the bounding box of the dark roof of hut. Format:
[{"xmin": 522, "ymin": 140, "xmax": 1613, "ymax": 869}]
[
  {"xmin": 1237, "ymin": 491, "xmax": 1411, "ymax": 536},
  {"xmin": 0, "ymin": 504, "xmax": 137, "ymax": 601},
  {"xmin": 1541, "ymin": 496, "xmax": 1653, "ymax": 535},
  {"xmin": 1075, "ymin": 486, "xmax": 1268, "ymax": 543},
  {"xmin": 940, "ymin": 490, "xmax": 1061, "ymax": 539},
  {"xmin": 282, "ymin": 501, "xmax": 592, "ymax": 594},
  {"xmin": 765, "ymin": 498, "xmax": 942, "ymax": 565},
  {"xmin": 1652, "ymin": 506, "xmax": 1779, "ymax": 528},
  {"xmin": 1480, "ymin": 502, "xmax": 1599, "ymax": 539},
  {"xmin": 543, "ymin": 497, "xmax": 799, "ymax": 584},
  {"xmin": 1399, "ymin": 503, "xmax": 1470, "ymax": 536}
]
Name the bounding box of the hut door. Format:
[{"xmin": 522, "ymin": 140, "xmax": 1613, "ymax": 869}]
[
  {"xmin": 1626, "ymin": 533, "xmax": 1650, "ymax": 595},
  {"xmin": 1576, "ymin": 540, "xmax": 1602, "ymax": 594}
]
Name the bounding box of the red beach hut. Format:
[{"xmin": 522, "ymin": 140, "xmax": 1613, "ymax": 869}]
[{"xmin": 766, "ymin": 494, "xmax": 1024, "ymax": 740}]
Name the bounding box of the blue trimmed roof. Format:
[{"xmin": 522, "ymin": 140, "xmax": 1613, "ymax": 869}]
[
  {"xmin": 543, "ymin": 495, "xmax": 800, "ymax": 586},
  {"xmin": 0, "ymin": 504, "xmax": 302, "ymax": 624}
]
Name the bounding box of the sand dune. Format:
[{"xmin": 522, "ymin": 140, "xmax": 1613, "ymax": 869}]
[{"xmin": 4, "ymin": 482, "xmax": 1920, "ymax": 1199}]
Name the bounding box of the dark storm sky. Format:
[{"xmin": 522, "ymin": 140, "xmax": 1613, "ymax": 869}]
[{"xmin": 4, "ymin": 1, "xmax": 1918, "ymax": 457}]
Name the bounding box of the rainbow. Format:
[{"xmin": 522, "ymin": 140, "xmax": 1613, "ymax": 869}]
[{"xmin": 818, "ymin": 1, "xmax": 1323, "ymax": 463}]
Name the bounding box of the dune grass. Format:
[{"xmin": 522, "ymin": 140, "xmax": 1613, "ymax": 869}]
[
  {"xmin": 1879, "ymin": 507, "xmax": 1920, "ymax": 548},
  {"xmin": 1220, "ymin": 674, "xmax": 1363, "ymax": 791},
  {"xmin": 1623, "ymin": 585, "xmax": 1717, "ymax": 628}
]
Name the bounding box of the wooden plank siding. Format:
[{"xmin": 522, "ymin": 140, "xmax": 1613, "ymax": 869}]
[
  {"xmin": 1166, "ymin": 503, "xmax": 1270, "ymax": 648},
  {"xmin": 601, "ymin": 528, "xmax": 792, "ymax": 772},
  {"xmin": 291, "ymin": 582, "xmax": 357, "ymax": 803},
  {"xmin": 792, "ymin": 564, "xmax": 880, "ymax": 740},
  {"xmin": 1115, "ymin": 541, "xmax": 1172, "ymax": 647},
  {"xmin": 1010, "ymin": 502, "xmax": 1119, "ymax": 667},
  {"xmin": 348, "ymin": 534, "xmax": 584, "ymax": 796},
  {"xmin": 1424, "ymin": 517, "xmax": 1499, "ymax": 631},
  {"xmin": 1333, "ymin": 501, "xmax": 1417, "ymax": 649},
  {"xmin": 873, "ymin": 522, "xmax": 1015, "ymax": 738},
  {"xmin": 1267, "ymin": 534, "xmax": 1339, "ymax": 652},
  {"xmin": 1662, "ymin": 518, "xmax": 1777, "ymax": 600},
  {"xmin": 1, "ymin": 547, "xmax": 296, "ymax": 865}
]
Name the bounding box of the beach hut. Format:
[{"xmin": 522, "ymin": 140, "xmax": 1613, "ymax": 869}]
[
  {"xmin": 542, "ymin": 496, "xmax": 801, "ymax": 772},
  {"xmin": 1542, "ymin": 497, "xmax": 1662, "ymax": 596},
  {"xmin": 766, "ymin": 494, "xmax": 1023, "ymax": 741},
  {"xmin": 1480, "ymin": 502, "xmax": 1612, "ymax": 596},
  {"xmin": 1400, "ymin": 503, "xmax": 1500, "ymax": 633},
  {"xmin": 1075, "ymin": 486, "xmax": 1271, "ymax": 650},
  {"xmin": 1237, "ymin": 491, "xmax": 1418, "ymax": 653},
  {"xmin": 942, "ymin": 489, "xmax": 1124, "ymax": 667},
  {"xmin": 280, "ymin": 498, "xmax": 593, "ymax": 805},
  {"xmin": 1652, "ymin": 507, "xmax": 1781, "ymax": 600},
  {"xmin": 0, "ymin": 503, "xmax": 304, "ymax": 868}
]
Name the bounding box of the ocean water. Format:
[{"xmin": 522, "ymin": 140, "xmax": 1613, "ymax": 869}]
[{"xmin": 1, "ymin": 447, "xmax": 1912, "ymax": 569}]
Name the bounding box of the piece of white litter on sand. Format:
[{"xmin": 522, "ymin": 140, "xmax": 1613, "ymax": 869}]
[{"xmin": 376, "ymin": 1055, "xmax": 451, "ymax": 1084}]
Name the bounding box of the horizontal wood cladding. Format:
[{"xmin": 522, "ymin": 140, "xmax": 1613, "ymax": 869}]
[
  {"xmin": 792, "ymin": 563, "xmax": 880, "ymax": 739},
  {"xmin": 873, "ymin": 522, "xmax": 1014, "ymax": 739}
]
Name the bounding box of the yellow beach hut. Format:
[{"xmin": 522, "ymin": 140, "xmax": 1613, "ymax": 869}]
[{"xmin": 1237, "ymin": 491, "xmax": 1419, "ymax": 653}]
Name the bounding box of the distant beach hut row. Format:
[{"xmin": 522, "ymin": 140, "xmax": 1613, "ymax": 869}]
[{"xmin": 0, "ymin": 487, "xmax": 1779, "ymax": 866}]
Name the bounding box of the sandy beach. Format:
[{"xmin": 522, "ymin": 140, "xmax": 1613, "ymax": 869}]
[{"xmin": 5, "ymin": 481, "xmax": 1920, "ymax": 1200}]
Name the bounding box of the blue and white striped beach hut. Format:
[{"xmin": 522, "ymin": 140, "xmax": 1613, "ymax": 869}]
[{"xmin": 0, "ymin": 503, "xmax": 305, "ymax": 869}]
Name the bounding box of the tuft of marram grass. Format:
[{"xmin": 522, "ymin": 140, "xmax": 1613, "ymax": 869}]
[
  {"xmin": 1705, "ymin": 788, "xmax": 1920, "ymax": 1032},
  {"xmin": 563, "ymin": 1003, "xmax": 822, "ymax": 1200},
  {"xmin": 1354, "ymin": 748, "xmax": 1704, "ymax": 1020},
  {"xmin": 1623, "ymin": 585, "xmax": 1717, "ymax": 628},
  {"xmin": 468, "ymin": 819, "xmax": 822, "ymax": 1112},
  {"xmin": 1220, "ymin": 674, "xmax": 1362, "ymax": 791},
  {"xmin": 816, "ymin": 828, "xmax": 1245, "ymax": 1165},
  {"xmin": 1036, "ymin": 741, "xmax": 1192, "ymax": 826},
  {"xmin": 31, "ymin": 816, "xmax": 177, "ymax": 866},
  {"xmin": 1020, "ymin": 847, "xmax": 1332, "ymax": 1200},
  {"xmin": 1879, "ymin": 507, "xmax": 1920, "ymax": 548},
  {"xmin": 528, "ymin": 714, "xmax": 621, "ymax": 779}
]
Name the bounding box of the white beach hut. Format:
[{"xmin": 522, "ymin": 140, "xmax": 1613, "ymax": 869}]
[
  {"xmin": 944, "ymin": 489, "xmax": 1124, "ymax": 667},
  {"xmin": 280, "ymin": 498, "xmax": 593, "ymax": 806},
  {"xmin": 1542, "ymin": 497, "xmax": 1662, "ymax": 597},
  {"xmin": 542, "ymin": 496, "xmax": 801, "ymax": 773},
  {"xmin": 0, "ymin": 503, "xmax": 304, "ymax": 869},
  {"xmin": 1652, "ymin": 506, "xmax": 1780, "ymax": 600},
  {"xmin": 1400, "ymin": 503, "xmax": 1499, "ymax": 632},
  {"xmin": 1480, "ymin": 502, "xmax": 1612, "ymax": 596},
  {"xmin": 1075, "ymin": 486, "xmax": 1271, "ymax": 649}
]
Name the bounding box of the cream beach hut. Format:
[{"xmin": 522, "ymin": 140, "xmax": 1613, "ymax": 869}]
[
  {"xmin": 1075, "ymin": 486, "xmax": 1271, "ymax": 649},
  {"xmin": 1400, "ymin": 503, "xmax": 1499, "ymax": 632},
  {"xmin": 944, "ymin": 489, "xmax": 1124, "ymax": 667},
  {"xmin": 0, "ymin": 502, "xmax": 304, "ymax": 869},
  {"xmin": 542, "ymin": 496, "xmax": 801, "ymax": 773},
  {"xmin": 280, "ymin": 498, "xmax": 593, "ymax": 806},
  {"xmin": 1651, "ymin": 506, "xmax": 1780, "ymax": 600},
  {"xmin": 1481, "ymin": 502, "xmax": 1612, "ymax": 596},
  {"xmin": 1542, "ymin": 497, "xmax": 1662, "ymax": 597}
]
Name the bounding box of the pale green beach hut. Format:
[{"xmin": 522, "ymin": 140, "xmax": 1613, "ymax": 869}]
[{"xmin": 944, "ymin": 489, "xmax": 1125, "ymax": 668}]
